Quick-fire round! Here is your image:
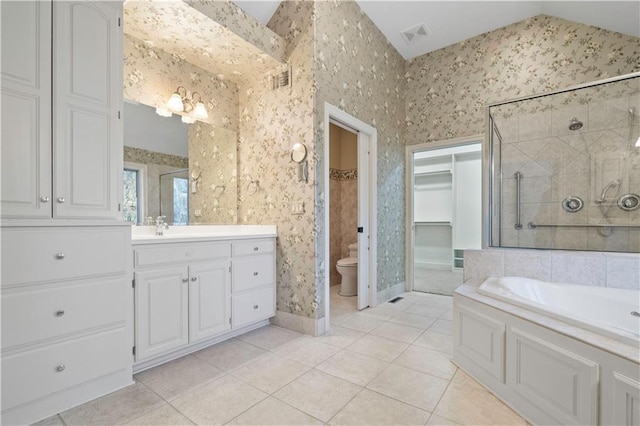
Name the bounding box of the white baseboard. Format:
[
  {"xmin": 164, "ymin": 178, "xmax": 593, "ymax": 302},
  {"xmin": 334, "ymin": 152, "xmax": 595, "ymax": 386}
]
[{"xmin": 271, "ymin": 310, "xmax": 325, "ymax": 336}]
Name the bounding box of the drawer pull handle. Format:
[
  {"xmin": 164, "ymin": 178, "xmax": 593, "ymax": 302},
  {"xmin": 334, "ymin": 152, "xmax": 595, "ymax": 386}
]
[
  {"xmin": 56, "ymin": 364, "xmax": 66, "ymax": 372},
  {"xmin": 55, "ymin": 310, "xmax": 65, "ymax": 317},
  {"xmin": 253, "ymin": 272, "xmax": 258, "ymax": 276},
  {"xmin": 40, "ymin": 195, "xmax": 50, "ymax": 203},
  {"xmin": 56, "ymin": 253, "xmax": 65, "ymax": 259},
  {"xmin": 191, "ymin": 277, "xmax": 197, "ymax": 281},
  {"xmin": 253, "ymin": 247, "xmax": 259, "ymax": 251},
  {"xmin": 182, "ymin": 278, "xmax": 188, "ymax": 283},
  {"xmin": 56, "ymin": 197, "xmax": 65, "ymax": 203},
  {"xmin": 253, "ymin": 304, "xmax": 259, "ymax": 309}
]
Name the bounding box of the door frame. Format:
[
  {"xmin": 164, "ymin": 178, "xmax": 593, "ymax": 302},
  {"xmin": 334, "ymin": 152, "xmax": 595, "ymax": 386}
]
[
  {"xmin": 405, "ymin": 134, "xmax": 482, "ymax": 292},
  {"xmin": 324, "ymin": 103, "xmax": 377, "ymax": 328}
]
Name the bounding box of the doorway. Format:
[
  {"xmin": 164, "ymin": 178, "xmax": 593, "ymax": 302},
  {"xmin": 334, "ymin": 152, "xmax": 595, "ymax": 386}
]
[
  {"xmin": 324, "ymin": 103, "xmax": 377, "ymax": 331},
  {"xmin": 406, "ymin": 136, "xmax": 482, "ymax": 295}
]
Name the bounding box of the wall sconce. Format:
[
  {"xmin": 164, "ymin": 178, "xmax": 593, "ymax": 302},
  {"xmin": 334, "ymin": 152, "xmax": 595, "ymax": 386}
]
[{"xmin": 157, "ymin": 86, "xmax": 209, "ymax": 123}]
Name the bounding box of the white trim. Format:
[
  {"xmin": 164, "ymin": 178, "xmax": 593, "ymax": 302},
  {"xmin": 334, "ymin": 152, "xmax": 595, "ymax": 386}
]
[
  {"xmin": 324, "ymin": 103, "xmax": 377, "ymax": 331},
  {"xmin": 124, "ymin": 161, "xmax": 147, "ymax": 225},
  {"xmin": 405, "ymin": 135, "xmax": 482, "ymax": 292}
]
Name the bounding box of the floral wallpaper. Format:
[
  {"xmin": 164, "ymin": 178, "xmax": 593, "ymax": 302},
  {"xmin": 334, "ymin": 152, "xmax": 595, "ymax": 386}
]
[
  {"xmin": 238, "ymin": 1, "xmax": 318, "ymax": 318},
  {"xmin": 188, "ymin": 123, "xmax": 238, "ymax": 224},
  {"xmin": 314, "ymin": 0, "xmax": 407, "ymax": 302},
  {"xmin": 123, "ymin": 33, "xmax": 239, "ymax": 132},
  {"xmin": 124, "ymin": 1, "xmax": 283, "ymax": 84},
  {"xmin": 405, "ymin": 14, "xmax": 640, "ymax": 144}
]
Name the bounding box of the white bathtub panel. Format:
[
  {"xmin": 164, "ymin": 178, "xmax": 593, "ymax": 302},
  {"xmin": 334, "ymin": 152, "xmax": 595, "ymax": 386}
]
[
  {"xmin": 612, "ymin": 372, "xmax": 640, "ymax": 426},
  {"xmin": 507, "ymin": 327, "xmax": 599, "ymax": 425}
]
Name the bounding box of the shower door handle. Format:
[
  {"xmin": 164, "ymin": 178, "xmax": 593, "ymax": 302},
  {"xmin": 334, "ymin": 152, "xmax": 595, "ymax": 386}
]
[
  {"xmin": 357, "ymin": 227, "xmax": 363, "ymax": 233},
  {"xmin": 514, "ymin": 172, "xmax": 523, "ymax": 230}
]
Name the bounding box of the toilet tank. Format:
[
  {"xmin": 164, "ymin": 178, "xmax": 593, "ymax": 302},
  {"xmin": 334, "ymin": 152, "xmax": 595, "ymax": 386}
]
[{"xmin": 348, "ymin": 242, "xmax": 358, "ymax": 258}]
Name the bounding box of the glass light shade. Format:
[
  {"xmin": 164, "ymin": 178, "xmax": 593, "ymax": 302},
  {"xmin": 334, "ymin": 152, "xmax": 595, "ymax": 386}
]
[
  {"xmin": 181, "ymin": 115, "xmax": 196, "ymax": 124},
  {"xmin": 193, "ymin": 101, "xmax": 208, "ymax": 119},
  {"xmin": 155, "ymin": 106, "xmax": 172, "ymax": 117},
  {"xmin": 167, "ymin": 92, "xmax": 184, "ymax": 112},
  {"xmin": 636, "ymin": 136, "xmax": 640, "ymax": 148}
]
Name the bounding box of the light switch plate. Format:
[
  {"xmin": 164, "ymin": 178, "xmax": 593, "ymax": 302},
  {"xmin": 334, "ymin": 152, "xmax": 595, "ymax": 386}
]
[{"xmin": 290, "ymin": 201, "xmax": 304, "ymax": 215}]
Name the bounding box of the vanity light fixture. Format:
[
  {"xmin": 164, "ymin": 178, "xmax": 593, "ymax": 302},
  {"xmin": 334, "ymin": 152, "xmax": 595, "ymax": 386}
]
[
  {"xmin": 159, "ymin": 86, "xmax": 209, "ymax": 122},
  {"xmin": 181, "ymin": 115, "xmax": 196, "ymax": 124},
  {"xmin": 167, "ymin": 86, "xmax": 186, "ymax": 113},
  {"xmin": 155, "ymin": 106, "xmax": 172, "ymax": 117}
]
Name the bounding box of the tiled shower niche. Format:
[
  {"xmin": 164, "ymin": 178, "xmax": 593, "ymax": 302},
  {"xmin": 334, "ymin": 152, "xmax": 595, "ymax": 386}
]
[{"xmin": 488, "ymin": 73, "xmax": 640, "ymax": 252}]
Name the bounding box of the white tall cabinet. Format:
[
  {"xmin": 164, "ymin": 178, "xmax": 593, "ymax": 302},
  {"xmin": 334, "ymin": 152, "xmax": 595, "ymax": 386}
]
[{"xmin": 0, "ymin": 2, "xmax": 131, "ymax": 425}]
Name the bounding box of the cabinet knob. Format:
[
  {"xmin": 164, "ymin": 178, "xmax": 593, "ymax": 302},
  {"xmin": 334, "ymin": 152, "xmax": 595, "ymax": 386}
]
[
  {"xmin": 40, "ymin": 195, "xmax": 50, "ymax": 203},
  {"xmin": 253, "ymin": 304, "xmax": 259, "ymax": 309},
  {"xmin": 56, "ymin": 364, "xmax": 66, "ymax": 372},
  {"xmin": 253, "ymin": 272, "xmax": 258, "ymax": 276},
  {"xmin": 182, "ymin": 278, "xmax": 188, "ymax": 283},
  {"xmin": 191, "ymin": 277, "xmax": 197, "ymax": 281},
  {"xmin": 56, "ymin": 197, "xmax": 65, "ymax": 203},
  {"xmin": 56, "ymin": 253, "xmax": 65, "ymax": 259},
  {"xmin": 55, "ymin": 310, "xmax": 65, "ymax": 317},
  {"xmin": 253, "ymin": 247, "xmax": 259, "ymax": 251}
]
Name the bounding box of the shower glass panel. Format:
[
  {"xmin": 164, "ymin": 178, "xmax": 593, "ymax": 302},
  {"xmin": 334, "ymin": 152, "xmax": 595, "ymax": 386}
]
[
  {"xmin": 159, "ymin": 168, "xmax": 188, "ymax": 225},
  {"xmin": 488, "ymin": 73, "xmax": 640, "ymax": 252}
]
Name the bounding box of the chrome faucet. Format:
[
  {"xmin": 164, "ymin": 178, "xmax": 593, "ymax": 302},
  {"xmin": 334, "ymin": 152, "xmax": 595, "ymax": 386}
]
[{"xmin": 155, "ymin": 216, "xmax": 169, "ymax": 236}]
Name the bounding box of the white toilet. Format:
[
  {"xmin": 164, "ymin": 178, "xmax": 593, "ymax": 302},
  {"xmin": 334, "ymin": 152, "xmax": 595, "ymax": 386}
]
[{"xmin": 336, "ymin": 242, "xmax": 358, "ymax": 296}]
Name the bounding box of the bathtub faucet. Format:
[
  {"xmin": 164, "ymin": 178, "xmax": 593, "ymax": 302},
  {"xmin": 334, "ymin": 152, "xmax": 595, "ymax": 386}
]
[{"xmin": 155, "ymin": 216, "xmax": 169, "ymax": 236}]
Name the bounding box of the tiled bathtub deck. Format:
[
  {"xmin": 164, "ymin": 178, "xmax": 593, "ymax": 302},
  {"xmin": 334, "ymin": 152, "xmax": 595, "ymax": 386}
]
[{"xmin": 36, "ymin": 289, "xmax": 525, "ymax": 425}]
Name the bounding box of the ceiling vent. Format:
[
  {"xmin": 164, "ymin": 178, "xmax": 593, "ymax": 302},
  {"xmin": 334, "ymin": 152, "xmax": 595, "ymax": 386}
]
[{"xmin": 401, "ymin": 23, "xmax": 429, "ymax": 44}]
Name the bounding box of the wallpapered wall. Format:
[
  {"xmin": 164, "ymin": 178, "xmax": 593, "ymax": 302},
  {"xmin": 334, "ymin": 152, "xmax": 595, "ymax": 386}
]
[
  {"xmin": 405, "ymin": 15, "xmax": 640, "ymax": 144},
  {"xmin": 314, "ymin": 0, "xmax": 407, "ymax": 301}
]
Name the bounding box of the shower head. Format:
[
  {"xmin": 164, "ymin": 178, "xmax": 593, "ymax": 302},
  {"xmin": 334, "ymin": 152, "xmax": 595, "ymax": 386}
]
[{"xmin": 568, "ymin": 117, "xmax": 583, "ymax": 131}]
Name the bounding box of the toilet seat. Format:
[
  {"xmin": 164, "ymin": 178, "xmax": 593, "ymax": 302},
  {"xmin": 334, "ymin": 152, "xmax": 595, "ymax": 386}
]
[{"xmin": 337, "ymin": 257, "xmax": 357, "ymax": 267}]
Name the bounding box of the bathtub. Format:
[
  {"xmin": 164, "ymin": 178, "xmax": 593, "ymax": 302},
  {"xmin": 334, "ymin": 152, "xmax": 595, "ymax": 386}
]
[{"xmin": 479, "ymin": 276, "xmax": 640, "ymax": 347}]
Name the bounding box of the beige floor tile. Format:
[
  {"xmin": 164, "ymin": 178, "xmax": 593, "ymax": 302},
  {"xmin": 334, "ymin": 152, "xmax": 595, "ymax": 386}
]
[
  {"xmin": 135, "ymin": 355, "xmax": 224, "ymax": 401},
  {"xmin": 370, "ymin": 322, "xmax": 424, "ymax": 343},
  {"xmin": 193, "ymin": 338, "xmax": 269, "ymax": 371},
  {"xmin": 232, "ymin": 353, "xmax": 311, "ymax": 394},
  {"xmin": 124, "ymin": 405, "xmax": 194, "ymax": 425},
  {"xmin": 274, "ymin": 369, "xmax": 362, "ymax": 422},
  {"xmin": 428, "ymin": 319, "xmax": 453, "ymax": 336},
  {"xmin": 329, "ymin": 389, "xmax": 430, "ymax": 425},
  {"xmin": 415, "ymin": 294, "xmax": 453, "ymax": 309},
  {"xmin": 331, "ymin": 308, "xmax": 355, "ymax": 324},
  {"xmin": 388, "ymin": 311, "xmax": 438, "ymax": 329},
  {"xmin": 338, "ymin": 314, "xmax": 385, "ymax": 333},
  {"xmin": 451, "ymin": 369, "xmax": 485, "ymax": 390},
  {"xmin": 227, "ymin": 397, "xmax": 323, "ymax": 425},
  {"xmin": 375, "ymin": 298, "xmax": 413, "ymax": 311},
  {"xmin": 60, "ymin": 382, "xmax": 165, "ymax": 426},
  {"xmin": 315, "ymin": 325, "xmax": 366, "ymax": 348},
  {"xmin": 357, "ymin": 307, "xmax": 396, "ymax": 321},
  {"xmin": 347, "ymin": 334, "xmax": 409, "ymax": 362},
  {"xmin": 440, "ymin": 309, "xmax": 453, "ymax": 321},
  {"xmin": 393, "ymin": 345, "xmax": 457, "ymax": 380},
  {"xmin": 275, "ymin": 336, "xmax": 341, "ymax": 366},
  {"xmin": 316, "ymin": 350, "xmax": 389, "ymax": 386},
  {"xmin": 433, "ymin": 382, "xmax": 526, "ymax": 425},
  {"xmin": 31, "ymin": 414, "xmax": 64, "ymax": 426},
  {"xmin": 367, "ymin": 364, "xmax": 449, "ymax": 412},
  {"xmin": 172, "ymin": 375, "xmax": 267, "ymax": 425},
  {"xmin": 426, "ymin": 413, "xmax": 461, "ymax": 425},
  {"xmin": 237, "ymin": 325, "xmax": 302, "ymax": 351},
  {"xmin": 405, "ymin": 303, "xmax": 447, "ymax": 318},
  {"xmin": 413, "ymin": 330, "xmax": 452, "ymax": 354}
]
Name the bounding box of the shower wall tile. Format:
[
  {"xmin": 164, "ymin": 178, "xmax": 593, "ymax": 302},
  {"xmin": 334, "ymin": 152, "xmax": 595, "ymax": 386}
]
[
  {"xmin": 550, "ymin": 228, "xmax": 588, "ymax": 251},
  {"xmin": 605, "ymin": 255, "xmax": 640, "ymax": 290},
  {"xmin": 463, "ymin": 250, "xmax": 504, "ymax": 282},
  {"xmin": 519, "ymin": 111, "xmax": 551, "ymax": 141},
  {"xmin": 589, "ymin": 98, "xmax": 632, "ymax": 132},
  {"xmin": 550, "ymin": 252, "xmax": 606, "ymax": 286},
  {"xmin": 587, "ymin": 228, "xmax": 630, "ymax": 252},
  {"xmin": 503, "ymin": 251, "xmax": 551, "ymax": 281},
  {"xmin": 551, "ymin": 105, "xmax": 590, "ymax": 137}
]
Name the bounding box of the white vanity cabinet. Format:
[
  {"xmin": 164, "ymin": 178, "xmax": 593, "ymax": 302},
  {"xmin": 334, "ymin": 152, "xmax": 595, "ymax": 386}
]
[
  {"xmin": 1, "ymin": 0, "xmax": 123, "ymax": 220},
  {"xmin": 132, "ymin": 235, "xmax": 276, "ymax": 371}
]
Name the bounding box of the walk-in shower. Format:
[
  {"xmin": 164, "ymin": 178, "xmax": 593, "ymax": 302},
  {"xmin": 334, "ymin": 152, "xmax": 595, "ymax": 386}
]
[{"xmin": 486, "ymin": 72, "xmax": 640, "ymax": 252}]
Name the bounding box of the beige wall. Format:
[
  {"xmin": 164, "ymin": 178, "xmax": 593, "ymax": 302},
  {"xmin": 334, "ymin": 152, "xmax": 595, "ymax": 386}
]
[{"xmin": 329, "ymin": 123, "xmax": 357, "ymax": 170}]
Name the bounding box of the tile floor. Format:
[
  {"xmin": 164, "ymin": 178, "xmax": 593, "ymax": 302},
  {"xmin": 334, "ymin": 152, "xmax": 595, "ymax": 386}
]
[{"xmin": 36, "ymin": 287, "xmax": 526, "ymax": 425}]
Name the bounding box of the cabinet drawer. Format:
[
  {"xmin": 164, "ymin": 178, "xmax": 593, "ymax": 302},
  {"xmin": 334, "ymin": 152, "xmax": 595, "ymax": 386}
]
[
  {"xmin": 232, "ymin": 287, "xmax": 275, "ymax": 329},
  {"xmin": 1, "ymin": 327, "xmax": 128, "ymax": 410},
  {"xmin": 2, "ymin": 277, "xmax": 127, "ymax": 349},
  {"xmin": 135, "ymin": 242, "xmax": 230, "ymax": 268},
  {"xmin": 232, "ymin": 239, "xmax": 274, "ymax": 257},
  {"xmin": 1, "ymin": 227, "xmax": 129, "ymax": 286},
  {"xmin": 232, "ymin": 255, "xmax": 274, "ymax": 292}
]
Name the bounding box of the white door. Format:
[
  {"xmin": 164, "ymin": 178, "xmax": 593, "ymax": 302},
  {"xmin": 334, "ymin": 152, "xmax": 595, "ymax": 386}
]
[
  {"xmin": 189, "ymin": 261, "xmax": 231, "ymax": 343},
  {"xmin": 53, "ymin": 1, "xmax": 122, "ymax": 219},
  {"xmin": 0, "ymin": 1, "xmax": 52, "ymax": 218},
  {"xmin": 135, "ymin": 266, "xmax": 189, "ymax": 361},
  {"xmin": 357, "ymin": 132, "xmax": 369, "ymax": 310}
]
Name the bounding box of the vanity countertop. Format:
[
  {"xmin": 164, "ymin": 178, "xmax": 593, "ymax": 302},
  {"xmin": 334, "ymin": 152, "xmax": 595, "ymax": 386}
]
[{"xmin": 131, "ymin": 225, "xmax": 277, "ymax": 244}]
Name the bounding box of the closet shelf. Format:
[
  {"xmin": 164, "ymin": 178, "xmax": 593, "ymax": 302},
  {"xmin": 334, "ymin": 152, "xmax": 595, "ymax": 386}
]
[
  {"xmin": 414, "ymin": 170, "xmax": 452, "ymax": 177},
  {"xmin": 414, "ymin": 221, "xmax": 452, "ymax": 226}
]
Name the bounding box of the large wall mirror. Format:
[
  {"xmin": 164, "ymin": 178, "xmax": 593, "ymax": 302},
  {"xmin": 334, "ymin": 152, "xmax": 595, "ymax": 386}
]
[
  {"xmin": 123, "ymin": 101, "xmax": 237, "ymax": 225},
  {"xmin": 487, "ymin": 73, "xmax": 639, "ymax": 253}
]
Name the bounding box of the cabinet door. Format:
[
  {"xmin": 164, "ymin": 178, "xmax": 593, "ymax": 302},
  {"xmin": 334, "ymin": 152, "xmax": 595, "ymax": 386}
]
[
  {"xmin": 135, "ymin": 267, "xmax": 189, "ymax": 361},
  {"xmin": 0, "ymin": 1, "xmax": 52, "ymax": 218},
  {"xmin": 53, "ymin": 1, "xmax": 122, "ymax": 219},
  {"xmin": 189, "ymin": 262, "xmax": 231, "ymax": 343}
]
